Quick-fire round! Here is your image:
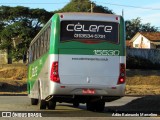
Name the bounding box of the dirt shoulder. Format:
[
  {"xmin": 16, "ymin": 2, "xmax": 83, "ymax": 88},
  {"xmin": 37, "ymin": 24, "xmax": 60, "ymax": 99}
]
[
  {"xmin": 0, "ymin": 64, "xmax": 27, "ymax": 95},
  {"xmin": 126, "ymin": 69, "xmax": 160, "ymax": 95},
  {"xmin": 0, "ymin": 65, "xmax": 160, "ymax": 95}
]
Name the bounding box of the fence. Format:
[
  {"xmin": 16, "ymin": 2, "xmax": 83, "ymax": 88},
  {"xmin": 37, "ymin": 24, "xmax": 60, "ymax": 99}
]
[{"xmin": 127, "ymin": 48, "xmax": 160, "ymax": 64}]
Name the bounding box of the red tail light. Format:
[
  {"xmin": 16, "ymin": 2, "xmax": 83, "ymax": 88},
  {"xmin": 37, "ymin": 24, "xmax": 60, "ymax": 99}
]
[
  {"xmin": 50, "ymin": 61, "xmax": 60, "ymax": 83},
  {"xmin": 118, "ymin": 63, "xmax": 125, "ymax": 84}
]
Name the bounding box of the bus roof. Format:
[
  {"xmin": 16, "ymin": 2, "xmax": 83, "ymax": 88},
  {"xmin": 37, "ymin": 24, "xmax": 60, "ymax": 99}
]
[{"xmin": 58, "ymin": 12, "xmax": 121, "ymax": 22}]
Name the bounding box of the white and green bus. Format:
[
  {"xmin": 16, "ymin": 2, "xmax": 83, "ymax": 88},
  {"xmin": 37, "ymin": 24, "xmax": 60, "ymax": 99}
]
[{"xmin": 27, "ymin": 13, "xmax": 126, "ymax": 112}]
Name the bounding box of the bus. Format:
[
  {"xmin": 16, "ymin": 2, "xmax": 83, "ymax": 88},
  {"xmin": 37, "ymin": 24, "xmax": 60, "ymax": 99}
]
[{"xmin": 27, "ymin": 13, "xmax": 126, "ymax": 112}]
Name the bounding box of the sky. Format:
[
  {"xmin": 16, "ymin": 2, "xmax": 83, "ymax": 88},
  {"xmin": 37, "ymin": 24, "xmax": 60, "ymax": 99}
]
[{"xmin": 0, "ymin": 0, "xmax": 160, "ymax": 27}]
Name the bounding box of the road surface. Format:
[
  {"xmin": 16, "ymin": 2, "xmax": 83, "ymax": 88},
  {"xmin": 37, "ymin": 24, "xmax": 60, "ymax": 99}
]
[{"xmin": 0, "ymin": 96, "xmax": 159, "ymax": 119}]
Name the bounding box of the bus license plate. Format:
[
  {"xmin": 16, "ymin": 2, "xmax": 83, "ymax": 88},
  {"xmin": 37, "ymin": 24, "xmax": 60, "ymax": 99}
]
[{"xmin": 82, "ymin": 89, "xmax": 95, "ymax": 94}]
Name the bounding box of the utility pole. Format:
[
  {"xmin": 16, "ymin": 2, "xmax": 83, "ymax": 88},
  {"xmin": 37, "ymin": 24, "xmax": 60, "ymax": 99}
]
[
  {"xmin": 91, "ymin": 2, "xmax": 93, "ymax": 13},
  {"xmin": 122, "ymin": 9, "xmax": 124, "ymax": 17}
]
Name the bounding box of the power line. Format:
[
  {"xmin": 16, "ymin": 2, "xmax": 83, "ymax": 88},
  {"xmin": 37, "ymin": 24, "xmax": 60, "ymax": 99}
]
[
  {"xmin": 98, "ymin": 2, "xmax": 160, "ymax": 10},
  {"xmin": 0, "ymin": 2, "xmax": 67, "ymax": 5},
  {"xmin": 1, "ymin": 1, "xmax": 160, "ymax": 10}
]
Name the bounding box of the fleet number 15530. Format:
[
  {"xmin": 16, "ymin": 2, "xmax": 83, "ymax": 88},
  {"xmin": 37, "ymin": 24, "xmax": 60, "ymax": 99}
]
[{"xmin": 93, "ymin": 50, "xmax": 120, "ymax": 56}]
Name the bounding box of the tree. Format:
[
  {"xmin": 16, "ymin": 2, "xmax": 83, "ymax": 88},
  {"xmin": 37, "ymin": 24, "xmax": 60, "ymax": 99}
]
[
  {"xmin": 0, "ymin": 6, "xmax": 53, "ymax": 63},
  {"xmin": 0, "ymin": 14, "xmax": 5, "ymax": 44},
  {"xmin": 125, "ymin": 17, "xmax": 158, "ymax": 40},
  {"xmin": 0, "ymin": 24, "xmax": 17, "ymax": 64},
  {"xmin": 55, "ymin": 0, "xmax": 113, "ymax": 14}
]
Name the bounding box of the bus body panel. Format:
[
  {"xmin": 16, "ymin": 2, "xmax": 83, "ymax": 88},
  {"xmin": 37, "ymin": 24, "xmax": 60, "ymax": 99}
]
[
  {"xmin": 49, "ymin": 80, "xmax": 125, "ymax": 96},
  {"xmin": 59, "ymin": 13, "xmax": 120, "ymax": 23},
  {"xmin": 48, "ymin": 54, "xmax": 125, "ymax": 98},
  {"xmin": 28, "ymin": 13, "xmax": 126, "ymax": 103},
  {"xmin": 59, "ymin": 54, "xmax": 119, "ymax": 85},
  {"xmin": 28, "ymin": 55, "xmax": 50, "ymax": 99}
]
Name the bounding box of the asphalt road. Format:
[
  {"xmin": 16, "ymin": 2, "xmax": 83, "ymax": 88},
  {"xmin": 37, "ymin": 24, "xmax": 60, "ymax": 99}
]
[{"xmin": 0, "ymin": 96, "xmax": 159, "ymax": 120}]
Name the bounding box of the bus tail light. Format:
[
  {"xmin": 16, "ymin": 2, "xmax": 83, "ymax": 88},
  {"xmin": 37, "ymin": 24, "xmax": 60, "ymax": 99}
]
[
  {"xmin": 60, "ymin": 14, "xmax": 64, "ymax": 18},
  {"xmin": 118, "ymin": 63, "xmax": 125, "ymax": 84},
  {"xmin": 50, "ymin": 61, "xmax": 60, "ymax": 83}
]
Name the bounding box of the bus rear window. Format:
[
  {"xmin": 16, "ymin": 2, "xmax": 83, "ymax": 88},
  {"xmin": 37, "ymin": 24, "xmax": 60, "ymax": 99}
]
[{"xmin": 60, "ymin": 21, "xmax": 119, "ymax": 44}]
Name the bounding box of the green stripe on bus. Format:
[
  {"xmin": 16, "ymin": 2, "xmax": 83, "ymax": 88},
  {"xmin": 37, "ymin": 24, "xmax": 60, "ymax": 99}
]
[
  {"xmin": 27, "ymin": 53, "xmax": 48, "ymax": 93},
  {"xmin": 49, "ymin": 14, "xmax": 60, "ymax": 54},
  {"xmin": 59, "ymin": 49, "xmax": 124, "ymax": 56}
]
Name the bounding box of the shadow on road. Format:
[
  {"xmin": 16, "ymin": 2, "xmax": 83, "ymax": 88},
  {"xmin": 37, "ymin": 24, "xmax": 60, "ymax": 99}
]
[
  {"xmin": 106, "ymin": 95, "xmax": 160, "ymax": 115},
  {"xmin": 54, "ymin": 95, "xmax": 160, "ymax": 116}
]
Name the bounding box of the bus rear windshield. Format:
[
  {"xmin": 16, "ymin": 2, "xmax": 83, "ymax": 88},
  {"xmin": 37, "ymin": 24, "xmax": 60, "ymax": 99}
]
[{"xmin": 60, "ymin": 21, "xmax": 119, "ymax": 44}]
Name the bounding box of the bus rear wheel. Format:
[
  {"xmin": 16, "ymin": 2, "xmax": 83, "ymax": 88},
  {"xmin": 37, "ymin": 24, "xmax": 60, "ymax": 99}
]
[
  {"xmin": 31, "ymin": 98, "xmax": 38, "ymax": 105},
  {"xmin": 47, "ymin": 100, "xmax": 56, "ymax": 110},
  {"xmin": 86, "ymin": 102, "xmax": 95, "ymax": 111},
  {"xmin": 39, "ymin": 100, "xmax": 47, "ymax": 109},
  {"xmin": 73, "ymin": 102, "xmax": 79, "ymax": 108},
  {"xmin": 86, "ymin": 101, "xmax": 105, "ymax": 112},
  {"xmin": 95, "ymin": 101, "xmax": 105, "ymax": 112}
]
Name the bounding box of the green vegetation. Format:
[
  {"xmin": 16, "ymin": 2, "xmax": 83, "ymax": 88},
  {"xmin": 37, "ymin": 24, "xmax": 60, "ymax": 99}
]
[
  {"xmin": 56, "ymin": 0, "xmax": 113, "ymax": 13},
  {"xmin": 125, "ymin": 17, "xmax": 158, "ymax": 40},
  {"xmin": 0, "ymin": 6, "xmax": 53, "ymax": 64}
]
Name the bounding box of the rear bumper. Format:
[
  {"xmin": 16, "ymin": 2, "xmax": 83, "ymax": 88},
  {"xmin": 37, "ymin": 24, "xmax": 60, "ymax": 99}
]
[
  {"xmin": 47, "ymin": 82, "xmax": 125, "ymax": 102},
  {"xmin": 45, "ymin": 94, "xmax": 122, "ymax": 103}
]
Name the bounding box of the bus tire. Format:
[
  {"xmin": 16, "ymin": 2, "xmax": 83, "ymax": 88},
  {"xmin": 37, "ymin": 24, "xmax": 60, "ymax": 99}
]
[
  {"xmin": 39, "ymin": 100, "xmax": 47, "ymax": 109},
  {"xmin": 86, "ymin": 102, "xmax": 95, "ymax": 111},
  {"xmin": 48, "ymin": 100, "xmax": 56, "ymax": 110},
  {"xmin": 73, "ymin": 102, "xmax": 79, "ymax": 108},
  {"xmin": 31, "ymin": 98, "xmax": 38, "ymax": 105},
  {"xmin": 95, "ymin": 101, "xmax": 105, "ymax": 112}
]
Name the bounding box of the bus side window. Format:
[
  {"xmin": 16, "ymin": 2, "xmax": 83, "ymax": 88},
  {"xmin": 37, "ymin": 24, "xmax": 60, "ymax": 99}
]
[
  {"xmin": 41, "ymin": 35, "xmax": 44, "ymax": 55},
  {"xmin": 32, "ymin": 44, "xmax": 35, "ymax": 61},
  {"xmin": 38, "ymin": 38, "xmax": 41, "ymax": 57},
  {"xmin": 34, "ymin": 43, "xmax": 37, "ymax": 61},
  {"xmin": 43, "ymin": 33, "xmax": 46, "ymax": 54},
  {"xmin": 35, "ymin": 40, "xmax": 38, "ymax": 59},
  {"xmin": 44, "ymin": 30, "xmax": 48, "ymax": 52},
  {"xmin": 37, "ymin": 39, "xmax": 40, "ymax": 59},
  {"xmin": 36, "ymin": 41, "xmax": 38, "ymax": 60},
  {"xmin": 31, "ymin": 46, "xmax": 33, "ymax": 62},
  {"xmin": 47, "ymin": 27, "xmax": 51, "ymax": 50},
  {"xmin": 28, "ymin": 49, "xmax": 30, "ymax": 63},
  {"xmin": 29, "ymin": 47, "xmax": 33, "ymax": 62}
]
